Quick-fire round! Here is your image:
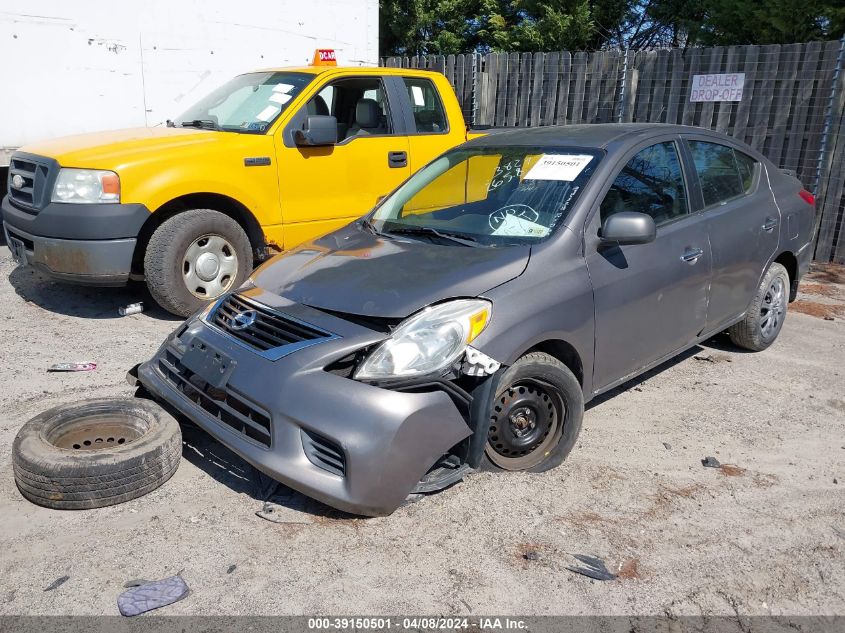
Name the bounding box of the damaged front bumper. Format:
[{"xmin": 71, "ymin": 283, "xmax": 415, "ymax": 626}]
[{"xmin": 137, "ymin": 290, "xmax": 480, "ymax": 516}]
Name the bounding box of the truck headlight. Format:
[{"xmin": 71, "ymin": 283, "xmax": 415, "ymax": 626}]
[
  {"xmin": 354, "ymin": 299, "xmax": 492, "ymax": 380},
  {"xmin": 52, "ymin": 168, "xmax": 120, "ymax": 204}
]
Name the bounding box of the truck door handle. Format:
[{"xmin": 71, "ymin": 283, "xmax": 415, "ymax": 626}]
[
  {"xmin": 680, "ymin": 247, "xmax": 704, "ymax": 264},
  {"xmin": 388, "ymin": 151, "xmax": 408, "ymax": 168},
  {"xmin": 762, "ymin": 217, "xmax": 779, "ymax": 232}
]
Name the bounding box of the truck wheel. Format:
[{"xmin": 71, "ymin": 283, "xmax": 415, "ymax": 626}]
[
  {"xmin": 481, "ymin": 352, "xmax": 583, "ymax": 473},
  {"xmin": 12, "ymin": 398, "xmax": 181, "ymax": 510},
  {"xmin": 728, "ymin": 262, "xmax": 789, "ymax": 351},
  {"xmin": 144, "ymin": 209, "xmax": 253, "ymax": 317}
]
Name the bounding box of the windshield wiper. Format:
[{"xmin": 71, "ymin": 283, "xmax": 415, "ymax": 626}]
[
  {"xmin": 360, "ymin": 217, "xmax": 379, "ymax": 235},
  {"xmin": 385, "ymin": 225, "xmax": 480, "ymax": 247},
  {"xmin": 180, "ymin": 119, "xmax": 220, "ymax": 130}
]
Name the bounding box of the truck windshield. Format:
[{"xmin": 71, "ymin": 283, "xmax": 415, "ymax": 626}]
[
  {"xmin": 371, "ymin": 146, "xmax": 601, "ymax": 246},
  {"xmin": 172, "ymin": 72, "xmax": 314, "ymax": 134}
]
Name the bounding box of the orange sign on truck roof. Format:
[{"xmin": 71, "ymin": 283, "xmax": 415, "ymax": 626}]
[{"xmin": 312, "ymin": 49, "xmax": 337, "ymax": 66}]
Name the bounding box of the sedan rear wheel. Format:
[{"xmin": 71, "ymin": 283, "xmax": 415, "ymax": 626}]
[{"xmin": 729, "ymin": 262, "xmax": 790, "ymax": 351}]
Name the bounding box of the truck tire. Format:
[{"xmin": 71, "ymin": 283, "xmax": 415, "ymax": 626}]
[
  {"xmin": 12, "ymin": 398, "xmax": 182, "ymax": 510},
  {"xmin": 481, "ymin": 352, "xmax": 583, "ymax": 473},
  {"xmin": 728, "ymin": 262, "xmax": 790, "ymax": 352},
  {"xmin": 144, "ymin": 209, "xmax": 253, "ymax": 317}
]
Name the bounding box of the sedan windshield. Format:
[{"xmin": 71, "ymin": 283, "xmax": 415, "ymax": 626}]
[
  {"xmin": 172, "ymin": 72, "xmax": 314, "ymax": 134},
  {"xmin": 371, "ymin": 146, "xmax": 601, "ymax": 246}
]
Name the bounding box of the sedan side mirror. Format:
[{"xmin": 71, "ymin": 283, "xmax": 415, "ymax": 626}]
[
  {"xmin": 294, "ymin": 115, "xmax": 338, "ymax": 146},
  {"xmin": 600, "ymin": 211, "xmax": 656, "ymax": 245}
]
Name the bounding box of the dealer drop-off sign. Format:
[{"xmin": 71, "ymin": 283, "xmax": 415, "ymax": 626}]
[{"xmin": 689, "ymin": 73, "xmax": 745, "ymax": 102}]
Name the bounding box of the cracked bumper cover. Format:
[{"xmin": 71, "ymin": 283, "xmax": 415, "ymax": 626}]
[{"xmin": 137, "ymin": 299, "xmax": 473, "ymax": 516}]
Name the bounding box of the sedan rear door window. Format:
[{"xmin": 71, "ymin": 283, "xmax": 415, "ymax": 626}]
[
  {"xmin": 600, "ymin": 141, "xmax": 688, "ymax": 226},
  {"xmin": 688, "ymin": 140, "xmax": 755, "ymax": 206}
]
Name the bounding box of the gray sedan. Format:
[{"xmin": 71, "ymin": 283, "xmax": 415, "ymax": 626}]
[{"xmin": 138, "ymin": 124, "xmax": 816, "ymax": 516}]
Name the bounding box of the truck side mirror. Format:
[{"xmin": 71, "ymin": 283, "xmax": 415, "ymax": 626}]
[
  {"xmin": 600, "ymin": 211, "xmax": 656, "ymax": 245},
  {"xmin": 294, "ymin": 115, "xmax": 338, "ymax": 147}
]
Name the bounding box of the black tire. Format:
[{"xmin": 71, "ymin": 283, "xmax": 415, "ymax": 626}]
[
  {"xmin": 12, "ymin": 398, "xmax": 182, "ymax": 510},
  {"xmin": 728, "ymin": 262, "xmax": 790, "ymax": 352},
  {"xmin": 144, "ymin": 209, "xmax": 253, "ymax": 317},
  {"xmin": 481, "ymin": 352, "xmax": 584, "ymax": 473}
]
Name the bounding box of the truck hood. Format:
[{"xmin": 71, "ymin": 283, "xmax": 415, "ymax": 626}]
[
  {"xmin": 252, "ymin": 222, "xmax": 530, "ymax": 319},
  {"xmin": 18, "ymin": 127, "xmax": 233, "ymax": 168}
]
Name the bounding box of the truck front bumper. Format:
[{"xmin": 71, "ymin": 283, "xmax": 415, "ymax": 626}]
[
  {"xmin": 2, "ymin": 194, "xmax": 149, "ymax": 286},
  {"xmin": 137, "ymin": 297, "xmax": 473, "ymax": 516}
]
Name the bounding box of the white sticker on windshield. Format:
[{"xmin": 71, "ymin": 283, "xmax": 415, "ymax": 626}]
[
  {"xmin": 524, "ymin": 154, "xmax": 593, "ymax": 181},
  {"xmin": 491, "ymin": 213, "xmax": 549, "ymax": 238},
  {"xmin": 411, "ymin": 85, "xmax": 426, "ymax": 106},
  {"xmin": 272, "ymin": 83, "xmax": 296, "ymax": 93},
  {"xmin": 269, "ymin": 92, "xmax": 292, "ymax": 105},
  {"xmin": 256, "ymin": 105, "xmax": 280, "ymax": 122}
]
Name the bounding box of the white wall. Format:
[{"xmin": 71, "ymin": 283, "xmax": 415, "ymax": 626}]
[{"xmin": 0, "ymin": 0, "xmax": 379, "ymax": 159}]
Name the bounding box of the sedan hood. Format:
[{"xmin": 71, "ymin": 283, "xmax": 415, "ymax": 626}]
[{"xmin": 252, "ymin": 223, "xmax": 530, "ymax": 318}]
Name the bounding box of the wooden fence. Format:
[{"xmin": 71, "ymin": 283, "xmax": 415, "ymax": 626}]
[{"xmin": 384, "ymin": 40, "xmax": 845, "ymax": 264}]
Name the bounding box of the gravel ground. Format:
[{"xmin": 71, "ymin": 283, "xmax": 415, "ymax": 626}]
[{"xmin": 0, "ymin": 244, "xmax": 843, "ymax": 617}]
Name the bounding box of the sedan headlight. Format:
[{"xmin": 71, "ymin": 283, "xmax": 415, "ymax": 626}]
[
  {"xmin": 52, "ymin": 168, "xmax": 120, "ymax": 204},
  {"xmin": 354, "ymin": 299, "xmax": 492, "ymax": 380}
]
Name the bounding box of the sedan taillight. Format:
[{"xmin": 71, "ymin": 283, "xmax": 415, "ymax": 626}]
[{"xmin": 799, "ymin": 189, "xmax": 815, "ymax": 206}]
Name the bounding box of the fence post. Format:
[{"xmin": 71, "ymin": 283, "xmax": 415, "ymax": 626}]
[
  {"xmin": 813, "ymin": 35, "xmax": 845, "ymax": 261},
  {"xmin": 471, "ymin": 52, "xmax": 480, "ymax": 127},
  {"xmin": 814, "ymin": 35, "xmax": 845, "ymax": 196},
  {"xmin": 617, "ymin": 48, "xmax": 630, "ymax": 123}
]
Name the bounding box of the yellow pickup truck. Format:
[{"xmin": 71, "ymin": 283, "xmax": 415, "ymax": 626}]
[{"xmin": 2, "ymin": 59, "xmax": 476, "ymax": 315}]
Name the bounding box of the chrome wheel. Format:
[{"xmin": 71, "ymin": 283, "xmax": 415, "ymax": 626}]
[
  {"xmin": 485, "ymin": 378, "xmax": 564, "ymax": 471},
  {"xmin": 182, "ymin": 234, "xmax": 238, "ymax": 299},
  {"xmin": 760, "ymin": 275, "xmax": 786, "ymax": 340}
]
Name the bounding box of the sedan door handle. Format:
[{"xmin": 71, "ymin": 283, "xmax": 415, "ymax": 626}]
[
  {"xmin": 680, "ymin": 247, "xmax": 704, "ymax": 264},
  {"xmin": 762, "ymin": 217, "xmax": 779, "ymax": 232},
  {"xmin": 388, "ymin": 151, "xmax": 408, "ymax": 168}
]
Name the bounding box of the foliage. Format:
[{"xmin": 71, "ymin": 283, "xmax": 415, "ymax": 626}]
[{"xmin": 379, "ymin": 0, "xmax": 845, "ymax": 55}]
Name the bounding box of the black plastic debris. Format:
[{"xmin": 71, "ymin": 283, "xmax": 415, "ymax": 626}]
[
  {"xmin": 226, "ymin": 564, "xmax": 237, "ymax": 574},
  {"xmin": 117, "ymin": 575, "xmax": 189, "ymax": 617},
  {"xmin": 662, "ymin": 442, "xmax": 672, "ymax": 450},
  {"xmin": 702, "ymin": 456, "xmax": 721, "ymax": 468},
  {"xmin": 44, "ymin": 576, "xmax": 69, "ymax": 592},
  {"xmin": 566, "ymin": 554, "xmax": 617, "ymax": 581}
]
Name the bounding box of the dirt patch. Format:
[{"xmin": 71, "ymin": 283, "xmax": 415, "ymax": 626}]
[
  {"xmin": 719, "ymin": 464, "xmax": 747, "ymax": 477},
  {"xmin": 799, "ymin": 282, "xmax": 842, "ymax": 299},
  {"xmin": 790, "ymin": 300, "xmax": 844, "ymax": 320},
  {"xmin": 828, "ymin": 399, "xmax": 845, "ymax": 413},
  {"xmin": 557, "ymin": 510, "xmax": 605, "ymax": 529},
  {"xmin": 515, "ymin": 543, "xmax": 545, "ymax": 566},
  {"xmin": 617, "ymin": 558, "xmax": 641, "ymax": 580},
  {"xmin": 807, "ymin": 262, "xmax": 845, "ymax": 285}
]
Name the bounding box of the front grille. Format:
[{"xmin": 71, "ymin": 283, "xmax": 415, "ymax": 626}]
[
  {"xmin": 8, "ymin": 156, "xmax": 50, "ymax": 211},
  {"xmin": 301, "ymin": 429, "xmax": 346, "ymax": 477},
  {"xmin": 211, "ymin": 294, "xmax": 333, "ymax": 354},
  {"xmin": 158, "ymin": 349, "xmax": 273, "ymax": 447}
]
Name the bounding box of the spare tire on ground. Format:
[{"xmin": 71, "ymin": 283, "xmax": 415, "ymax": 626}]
[{"xmin": 12, "ymin": 398, "xmax": 182, "ymax": 510}]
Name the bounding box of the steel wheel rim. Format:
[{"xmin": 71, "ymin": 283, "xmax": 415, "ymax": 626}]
[
  {"xmin": 182, "ymin": 234, "xmax": 238, "ymax": 299},
  {"xmin": 760, "ymin": 276, "xmax": 786, "ymax": 340},
  {"xmin": 44, "ymin": 413, "xmax": 150, "ymax": 451},
  {"xmin": 485, "ymin": 378, "xmax": 564, "ymax": 470}
]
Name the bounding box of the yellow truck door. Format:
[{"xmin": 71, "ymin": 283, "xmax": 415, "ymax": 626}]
[
  {"xmin": 395, "ymin": 74, "xmax": 470, "ymax": 173},
  {"xmin": 276, "ymin": 74, "xmax": 411, "ymax": 248}
]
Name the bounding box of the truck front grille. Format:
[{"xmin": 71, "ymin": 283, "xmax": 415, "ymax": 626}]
[
  {"xmin": 210, "ymin": 294, "xmax": 336, "ymax": 358},
  {"xmin": 8, "ymin": 156, "xmax": 50, "ymax": 212},
  {"xmin": 159, "ymin": 349, "xmax": 272, "ymax": 447}
]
